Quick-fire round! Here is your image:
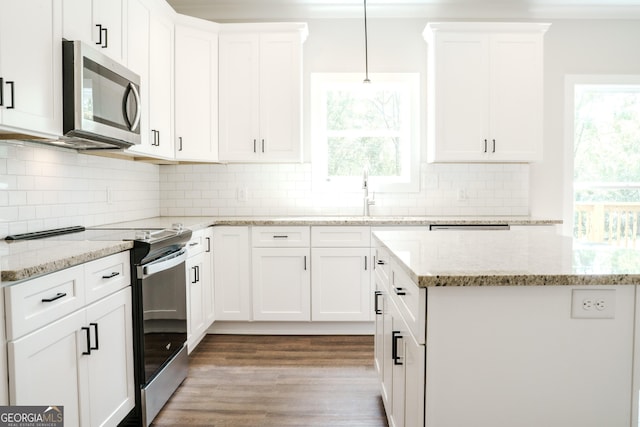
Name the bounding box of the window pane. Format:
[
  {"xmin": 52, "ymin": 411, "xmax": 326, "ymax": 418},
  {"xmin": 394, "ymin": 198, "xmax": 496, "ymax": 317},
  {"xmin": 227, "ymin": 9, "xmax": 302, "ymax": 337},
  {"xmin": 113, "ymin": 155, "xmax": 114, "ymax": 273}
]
[
  {"xmin": 328, "ymin": 136, "xmax": 401, "ymax": 177},
  {"xmin": 327, "ymin": 89, "xmax": 401, "ymax": 132}
]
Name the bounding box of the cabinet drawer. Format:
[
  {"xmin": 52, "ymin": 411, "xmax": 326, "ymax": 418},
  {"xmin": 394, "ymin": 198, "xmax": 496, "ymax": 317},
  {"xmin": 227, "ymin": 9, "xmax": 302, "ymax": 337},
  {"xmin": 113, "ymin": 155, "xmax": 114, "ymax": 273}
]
[
  {"xmin": 311, "ymin": 226, "xmax": 371, "ymax": 247},
  {"xmin": 390, "ymin": 261, "xmax": 426, "ymax": 344},
  {"xmin": 186, "ymin": 229, "xmax": 206, "ymax": 257},
  {"xmin": 84, "ymin": 252, "xmax": 131, "ymax": 304},
  {"xmin": 5, "ymin": 265, "xmax": 86, "ymax": 340},
  {"xmin": 252, "ymin": 226, "xmax": 310, "ymax": 247}
]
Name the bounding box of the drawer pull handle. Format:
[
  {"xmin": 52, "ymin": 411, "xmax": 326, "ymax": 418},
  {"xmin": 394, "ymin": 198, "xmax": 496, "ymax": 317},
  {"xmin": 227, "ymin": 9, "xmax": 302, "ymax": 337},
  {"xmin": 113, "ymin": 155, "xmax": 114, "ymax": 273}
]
[
  {"xmin": 102, "ymin": 271, "xmax": 120, "ymax": 279},
  {"xmin": 374, "ymin": 290, "xmax": 383, "ymax": 315},
  {"xmin": 273, "ymin": 235, "xmax": 289, "ymax": 239},
  {"xmin": 189, "ymin": 242, "xmax": 199, "ymax": 247},
  {"xmin": 394, "ymin": 287, "xmax": 406, "ymax": 296},
  {"xmin": 41, "ymin": 292, "xmax": 67, "ymax": 303},
  {"xmin": 392, "ymin": 331, "xmax": 403, "ymax": 365},
  {"xmin": 90, "ymin": 322, "xmax": 99, "ymax": 351},
  {"xmin": 82, "ymin": 326, "xmax": 92, "ymax": 355},
  {"xmin": 377, "ymin": 260, "xmax": 386, "ymax": 265},
  {"xmin": 206, "ymin": 237, "xmax": 211, "ymax": 252}
]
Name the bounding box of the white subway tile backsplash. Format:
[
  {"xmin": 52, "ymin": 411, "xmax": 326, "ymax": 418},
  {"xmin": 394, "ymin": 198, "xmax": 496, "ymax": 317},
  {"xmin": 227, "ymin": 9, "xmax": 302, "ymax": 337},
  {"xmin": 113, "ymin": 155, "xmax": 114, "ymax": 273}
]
[
  {"xmin": 160, "ymin": 162, "xmax": 530, "ymax": 217},
  {"xmin": 2, "ymin": 141, "xmax": 530, "ymax": 238},
  {"xmin": 0, "ymin": 141, "xmax": 160, "ymax": 237}
]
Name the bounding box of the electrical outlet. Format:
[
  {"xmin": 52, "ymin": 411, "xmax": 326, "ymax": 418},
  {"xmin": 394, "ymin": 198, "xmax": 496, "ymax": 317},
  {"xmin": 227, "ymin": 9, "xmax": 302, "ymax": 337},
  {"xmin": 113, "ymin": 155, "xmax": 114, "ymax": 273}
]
[
  {"xmin": 237, "ymin": 186, "xmax": 249, "ymax": 202},
  {"xmin": 571, "ymin": 289, "xmax": 616, "ymax": 319}
]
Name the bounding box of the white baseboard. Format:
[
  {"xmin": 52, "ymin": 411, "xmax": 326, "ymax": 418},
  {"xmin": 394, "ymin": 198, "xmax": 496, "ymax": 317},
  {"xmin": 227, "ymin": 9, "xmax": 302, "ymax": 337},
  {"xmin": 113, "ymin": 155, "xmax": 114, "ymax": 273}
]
[{"xmin": 206, "ymin": 321, "xmax": 375, "ymax": 335}]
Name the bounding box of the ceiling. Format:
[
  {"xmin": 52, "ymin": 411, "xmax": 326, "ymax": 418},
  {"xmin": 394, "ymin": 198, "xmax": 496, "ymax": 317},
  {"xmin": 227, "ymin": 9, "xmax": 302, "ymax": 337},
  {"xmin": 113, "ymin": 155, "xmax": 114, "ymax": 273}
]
[{"xmin": 166, "ymin": 0, "xmax": 640, "ymax": 21}]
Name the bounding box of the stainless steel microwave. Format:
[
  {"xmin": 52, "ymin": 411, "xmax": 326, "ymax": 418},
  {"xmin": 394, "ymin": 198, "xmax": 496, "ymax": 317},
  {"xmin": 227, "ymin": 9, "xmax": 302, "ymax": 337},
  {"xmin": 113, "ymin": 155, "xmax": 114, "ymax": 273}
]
[{"xmin": 62, "ymin": 40, "xmax": 141, "ymax": 149}]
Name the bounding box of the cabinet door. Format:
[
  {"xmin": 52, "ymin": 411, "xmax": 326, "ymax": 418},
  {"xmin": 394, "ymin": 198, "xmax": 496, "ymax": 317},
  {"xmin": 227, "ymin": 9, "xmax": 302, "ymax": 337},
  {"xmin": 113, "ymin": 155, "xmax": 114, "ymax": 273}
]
[
  {"xmin": 92, "ymin": 0, "xmax": 124, "ymax": 62},
  {"xmin": 0, "ymin": 0, "xmax": 62, "ymax": 136},
  {"xmin": 489, "ymin": 34, "xmax": 544, "ymax": 162},
  {"xmin": 187, "ymin": 251, "xmax": 206, "ymax": 353},
  {"xmin": 252, "ymin": 248, "xmax": 310, "ymax": 321},
  {"xmin": 259, "ymin": 32, "xmax": 303, "ymax": 162},
  {"xmin": 373, "ymin": 277, "xmax": 387, "ymax": 397},
  {"xmin": 8, "ymin": 310, "xmax": 87, "ymax": 427},
  {"xmin": 203, "ymin": 230, "xmax": 215, "ymax": 327},
  {"xmin": 381, "ymin": 293, "xmax": 395, "ymax": 421},
  {"xmin": 147, "ymin": 11, "xmax": 174, "ymax": 158},
  {"xmin": 212, "ymin": 227, "xmax": 251, "ymax": 321},
  {"xmin": 175, "ymin": 24, "xmax": 218, "ymax": 162},
  {"xmin": 311, "ymin": 248, "xmax": 371, "ymax": 321},
  {"xmin": 85, "ymin": 288, "xmax": 135, "ymax": 427},
  {"xmin": 390, "ymin": 300, "xmax": 408, "ymax": 427},
  {"xmin": 218, "ymin": 33, "xmax": 260, "ymax": 161},
  {"xmin": 125, "ymin": 0, "xmax": 151, "ymax": 151},
  {"xmin": 429, "ymin": 32, "xmax": 489, "ymax": 162},
  {"xmin": 403, "ymin": 332, "xmax": 425, "ymax": 427},
  {"xmin": 61, "ymin": 0, "xmax": 93, "ymax": 43}
]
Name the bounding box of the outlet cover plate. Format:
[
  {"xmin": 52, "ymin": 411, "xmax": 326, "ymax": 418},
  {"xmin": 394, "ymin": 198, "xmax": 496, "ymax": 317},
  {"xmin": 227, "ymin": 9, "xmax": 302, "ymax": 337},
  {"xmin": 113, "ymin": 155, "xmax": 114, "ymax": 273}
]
[{"xmin": 571, "ymin": 289, "xmax": 616, "ymax": 319}]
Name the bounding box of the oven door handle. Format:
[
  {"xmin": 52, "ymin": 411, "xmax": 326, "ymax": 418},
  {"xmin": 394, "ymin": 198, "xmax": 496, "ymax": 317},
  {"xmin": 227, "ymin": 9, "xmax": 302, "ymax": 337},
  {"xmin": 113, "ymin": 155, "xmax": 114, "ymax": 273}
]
[{"xmin": 140, "ymin": 248, "xmax": 187, "ymax": 278}]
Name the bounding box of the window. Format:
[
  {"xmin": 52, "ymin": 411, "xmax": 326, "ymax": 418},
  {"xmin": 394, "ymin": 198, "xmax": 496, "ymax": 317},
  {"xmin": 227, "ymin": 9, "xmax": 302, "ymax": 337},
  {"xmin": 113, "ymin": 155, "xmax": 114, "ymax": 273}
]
[
  {"xmin": 565, "ymin": 75, "xmax": 640, "ymax": 246},
  {"xmin": 311, "ymin": 73, "xmax": 420, "ymax": 192}
]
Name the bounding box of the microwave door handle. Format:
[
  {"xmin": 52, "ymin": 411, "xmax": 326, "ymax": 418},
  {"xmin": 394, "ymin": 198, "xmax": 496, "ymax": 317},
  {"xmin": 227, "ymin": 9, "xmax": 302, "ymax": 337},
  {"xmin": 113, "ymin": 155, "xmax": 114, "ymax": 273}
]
[{"xmin": 124, "ymin": 82, "xmax": 141, "ymax": 131}]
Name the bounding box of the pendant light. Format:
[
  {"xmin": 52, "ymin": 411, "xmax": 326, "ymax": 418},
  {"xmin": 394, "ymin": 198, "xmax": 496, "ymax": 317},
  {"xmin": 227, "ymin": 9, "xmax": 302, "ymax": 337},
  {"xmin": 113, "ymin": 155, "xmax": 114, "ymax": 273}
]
[{"xmin": 363, "ymin": 0, "xmax": 371, "ymax": 83}]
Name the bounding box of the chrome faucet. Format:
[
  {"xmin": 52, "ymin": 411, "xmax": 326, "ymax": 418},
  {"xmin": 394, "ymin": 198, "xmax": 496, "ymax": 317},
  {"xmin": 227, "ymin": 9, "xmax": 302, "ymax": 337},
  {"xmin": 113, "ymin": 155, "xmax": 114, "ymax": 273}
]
[{"xmin": 363, "ymin": 168, "xmax": 375, "ymax": 216}]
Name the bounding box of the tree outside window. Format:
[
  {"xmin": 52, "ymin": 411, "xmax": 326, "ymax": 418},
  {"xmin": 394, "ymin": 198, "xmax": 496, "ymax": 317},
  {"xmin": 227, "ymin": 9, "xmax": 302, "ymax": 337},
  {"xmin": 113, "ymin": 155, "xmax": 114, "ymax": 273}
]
[{"xmin": 311, "ymin": 73, "xmax": 420, "ymax": 192}]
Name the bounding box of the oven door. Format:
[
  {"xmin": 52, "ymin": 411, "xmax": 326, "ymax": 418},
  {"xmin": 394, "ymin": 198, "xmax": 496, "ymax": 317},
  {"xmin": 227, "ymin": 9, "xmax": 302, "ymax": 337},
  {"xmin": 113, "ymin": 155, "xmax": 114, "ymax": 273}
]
[{"xmin": 139, "ymin": 248, "xmax": 188, "ymax": 385}]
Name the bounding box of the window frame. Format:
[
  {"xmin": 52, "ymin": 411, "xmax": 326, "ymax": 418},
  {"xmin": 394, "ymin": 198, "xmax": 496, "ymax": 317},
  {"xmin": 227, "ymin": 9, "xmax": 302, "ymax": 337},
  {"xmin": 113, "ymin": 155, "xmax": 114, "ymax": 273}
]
[{"xmin": 310, "ymin": 72, "xmax": 421, "ymax": 193}]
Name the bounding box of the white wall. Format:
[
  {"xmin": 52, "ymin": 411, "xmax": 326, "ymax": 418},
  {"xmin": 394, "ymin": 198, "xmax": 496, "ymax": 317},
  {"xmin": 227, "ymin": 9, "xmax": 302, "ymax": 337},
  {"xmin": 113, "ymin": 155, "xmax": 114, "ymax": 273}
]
[{"xmin": 0, "ymin": 141, "xmax": 160, "ymax": 238}]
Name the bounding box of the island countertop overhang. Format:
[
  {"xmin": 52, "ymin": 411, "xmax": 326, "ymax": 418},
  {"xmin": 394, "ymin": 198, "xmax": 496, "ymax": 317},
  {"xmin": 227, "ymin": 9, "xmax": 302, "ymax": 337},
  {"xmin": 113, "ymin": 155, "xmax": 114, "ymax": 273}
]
[{"xmin": 372, "ymin": 229, "xmax": 640, "ymax": 287}]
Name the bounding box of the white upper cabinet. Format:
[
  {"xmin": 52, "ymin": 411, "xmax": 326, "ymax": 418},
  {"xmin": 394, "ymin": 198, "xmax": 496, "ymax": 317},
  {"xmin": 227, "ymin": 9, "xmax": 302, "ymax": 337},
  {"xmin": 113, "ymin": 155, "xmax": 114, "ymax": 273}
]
[
  {"xmin": 423, "ymin": 22, "xmax": 550, "ymax": 163},
  {"xmin": 219, "ymin": 23, "xmax": 308, "ymax": 163},
  {"xmin": 62, "ymin": 0, "xmax": 125, "ymax": 63},
  {"xmin": 174, "ymin": 16, "xmax": 219, "ymax": 162},
  {"xmin": 125, "ymin": 0, "xmax": 175, "ymax": 160},
  {"xmin": 0, "ymin": 0, "xmax": 62, "ymax": 137}
]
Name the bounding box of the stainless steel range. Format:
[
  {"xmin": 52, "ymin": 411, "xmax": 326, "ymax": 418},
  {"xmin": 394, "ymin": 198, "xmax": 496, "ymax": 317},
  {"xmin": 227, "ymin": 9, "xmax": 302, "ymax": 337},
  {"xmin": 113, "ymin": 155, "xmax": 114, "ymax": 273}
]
[{"xmin": 93, "ymin": 225, "xmax": 192, "ymax": 427}]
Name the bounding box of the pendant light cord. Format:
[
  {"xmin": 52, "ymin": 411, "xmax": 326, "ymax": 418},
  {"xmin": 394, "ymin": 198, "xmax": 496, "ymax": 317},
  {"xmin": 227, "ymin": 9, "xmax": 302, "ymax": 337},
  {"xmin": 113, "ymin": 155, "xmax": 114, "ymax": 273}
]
[{"xmin": 363, "ymin": 0, "xmax": 371, "ymax": 83}]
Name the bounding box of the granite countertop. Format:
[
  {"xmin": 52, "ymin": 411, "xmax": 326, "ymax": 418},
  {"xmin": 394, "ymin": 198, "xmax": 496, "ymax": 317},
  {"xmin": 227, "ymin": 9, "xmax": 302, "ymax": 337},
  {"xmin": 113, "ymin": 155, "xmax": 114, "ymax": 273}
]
[
  {"xmin": 0, "ymin": 239, "xmax": 133, "ymax": 283},
  {"xmin": 1, "ymin": 215, "xmax": 561, "ymax": 284},
  {"xmin": 101, "ymin": 215, "xmax": 560, "ymax": 229},
  {"xmin": 373, "ymin": 229, "xmax": 640, "ymax": 287}
]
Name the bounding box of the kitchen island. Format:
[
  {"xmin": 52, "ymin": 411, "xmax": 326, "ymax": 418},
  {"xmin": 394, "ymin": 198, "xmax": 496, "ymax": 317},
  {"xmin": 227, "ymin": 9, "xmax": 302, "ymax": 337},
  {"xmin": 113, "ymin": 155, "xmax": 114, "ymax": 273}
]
[{"xmin": 372, "ymin": 228, "xmax": 640, "ymax": 427}]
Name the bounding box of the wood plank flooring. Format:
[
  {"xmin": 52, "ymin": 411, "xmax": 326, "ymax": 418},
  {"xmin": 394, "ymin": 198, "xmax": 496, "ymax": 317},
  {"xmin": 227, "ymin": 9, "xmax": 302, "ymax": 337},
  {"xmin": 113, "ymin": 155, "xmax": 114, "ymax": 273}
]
[{"xmin": 151, "ymin": 335, "xmax": 389, "ymax": 427}]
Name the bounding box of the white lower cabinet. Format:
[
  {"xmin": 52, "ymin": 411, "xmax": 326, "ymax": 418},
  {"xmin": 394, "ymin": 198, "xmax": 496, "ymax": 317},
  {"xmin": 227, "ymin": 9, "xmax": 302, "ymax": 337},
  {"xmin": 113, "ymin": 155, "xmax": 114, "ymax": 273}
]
[
  {"xmin": 252, "ymin": 247, "xmax": 310, "ymax": 321},
  {"xmin": 212, "ymin": 226, "xmax": 251, "ymax": 321},
  {"xmin": 311, "ymin": 226, "xmax": 372, "ymax": 322},
  {"xmin": 251, "ymin": 226, "xmax": 310, "ymax": 321},
  {"xmin": 311, "ymin": 248, "xmax": 371, "ymax": 321},
  {"xmin": 186, "ymin": 228, "xmax": 214, "ymax": 353},
  {"xmin": 5, "ymin": 252, "xmax": 134, "ymax": 427},
  {"xmin": 8, "ymin": 287, "xmax": 134, "ymax": 427}
]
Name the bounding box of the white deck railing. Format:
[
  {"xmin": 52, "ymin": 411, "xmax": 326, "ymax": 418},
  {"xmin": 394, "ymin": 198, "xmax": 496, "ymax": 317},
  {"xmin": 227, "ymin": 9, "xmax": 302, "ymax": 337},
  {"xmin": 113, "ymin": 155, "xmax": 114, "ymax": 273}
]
[{"xmin": 574, "ymin": 202, "xmax": 640, "ymax": 247}]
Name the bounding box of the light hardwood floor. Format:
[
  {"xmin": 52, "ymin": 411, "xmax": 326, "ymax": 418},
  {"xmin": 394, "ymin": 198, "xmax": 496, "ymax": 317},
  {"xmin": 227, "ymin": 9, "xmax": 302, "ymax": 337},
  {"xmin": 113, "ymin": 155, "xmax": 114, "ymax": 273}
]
[{"xmin": 151, "ymin": 335, "xmax": 389, "ymax": 426}]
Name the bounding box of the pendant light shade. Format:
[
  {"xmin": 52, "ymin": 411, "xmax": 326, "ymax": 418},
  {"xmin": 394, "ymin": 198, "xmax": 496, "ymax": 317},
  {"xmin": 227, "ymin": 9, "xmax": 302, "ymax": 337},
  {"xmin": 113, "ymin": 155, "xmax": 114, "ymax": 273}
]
[{"xmin": 363, "ymin": 0, "xmax": 371, "ymax": 83}]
